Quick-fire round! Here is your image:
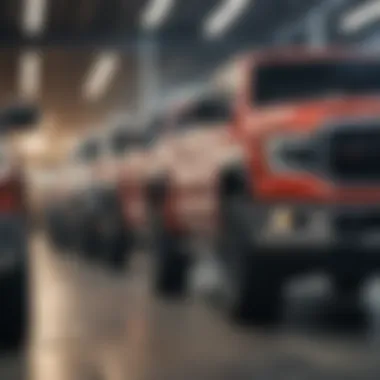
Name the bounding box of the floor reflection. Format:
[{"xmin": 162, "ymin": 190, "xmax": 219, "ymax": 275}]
[{"xmin": 30, "ymin": 236, "xmax": 380, "ymax": 380}]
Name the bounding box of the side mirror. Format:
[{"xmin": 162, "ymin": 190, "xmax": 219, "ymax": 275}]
[{"xmin": 0, "ymin": 104, "xmax": 40, "ymax": 133}]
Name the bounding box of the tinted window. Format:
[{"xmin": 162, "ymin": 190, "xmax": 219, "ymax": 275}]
[
  {"xmin": 177, "ymin": 97, "xmax": 231, "ymax": 131},
  {"xmin": 255, "ymin": 60, "xmax": 380, "ymax": 105},
  {"xmin": 110, "ymin": 130, "xmax": 150, "ymax": 155}
]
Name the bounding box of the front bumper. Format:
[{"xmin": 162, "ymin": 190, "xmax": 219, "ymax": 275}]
[{"xmin": 244, "ymin": 203, "xmax": 380, "ymax": 277}]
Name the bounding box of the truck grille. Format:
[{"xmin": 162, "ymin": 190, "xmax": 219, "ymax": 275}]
[
  {"xmin": 335, "ymin": 210, "xmax": 380, "ymax": 234},
  {"xmin": 329, "ymin": 126, "xmax": 380, "ymax": 181}
]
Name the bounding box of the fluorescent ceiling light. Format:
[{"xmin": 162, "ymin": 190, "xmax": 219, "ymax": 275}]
[
  {"xmin": 341, "ymin": 0, "xmax": 380, "ymax": 34},
  {"xmin": 19, "ymin": 51, "xmax": 42, "ymax": 99},
  {"xmin": 162, "ymin": 84, "xmax": 206, "ymax": 108},
  {"xmin": 22, "ymin": 0, "xmax": 48, "ymax": 36},
  {"xmin": 82, "ymin": 53, "xmax": 121, "ymax": 102},
  {"xmin": 141, "ymin": 0, "xmax": 175, "ymax": 30},
  {"xmin": 204, "ymin": 0, "xmax": 251, "ymax": 39}
]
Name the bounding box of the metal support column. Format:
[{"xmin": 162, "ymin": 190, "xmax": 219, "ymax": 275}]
[
  {"xmin": 137, "ymin": 35, "xmax": 160, "ymax": 127},
  {"xmin": 274, "ymin": 0, "xmax": 345, "ymax": 48},
  {"xmin": 308, "ymin": 10, "xmax": 327, "ymax": 48},
  {"xmin": 307, "ymin": 0, "xmax": 346, "ymax": 48}
]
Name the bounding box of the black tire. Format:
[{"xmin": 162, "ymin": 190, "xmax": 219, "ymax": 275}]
[
  {"xmin": 218, "ymin": 166, "xmax": 282, "ymax": 324},
  {"xmin": 0, "ymin": 266, "xmax": 27, "ymax": 351},
  {"xmin": 219, "ymin": 212, "xmax": 282, "ymax": 324},
  {"xmin": 104, "ymin": 227, "xmax": 133, "ymax": 274},
  {"xmin": 79, "ymin": 222, "xmax": 102, "ymax": 262},
  {"xmin": 153, "ymin": 230, "xmax": 189, "ymax": 297},
  {"xmin": 147, "ymin": 179, "xmax": 189, "ymax": 297}
]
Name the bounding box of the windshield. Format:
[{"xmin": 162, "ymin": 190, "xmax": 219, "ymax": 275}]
[
  {"xmin": 176, "ymin": 97, "xmax": 231, "ymax": 132},
  {"xmin": 255, "ymin": 60, "xmax": 380, "ymax": 105}
]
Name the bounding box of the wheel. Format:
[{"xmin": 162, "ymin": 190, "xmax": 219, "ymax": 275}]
[
  {"xmin": 147, "ymin": 179, "xmax": 189, "ymax": 297},
  {"xmin": 79, "ymin": 221, "xmax": 102, "ymax": 262},
  {"xmin": 153, "ymin": 230, "xmax": 189, "ymax": 297},
  {"xmin": 217, "ymin": 166, "xmax": 282, "ymax": 324},
  {"xmin": 219, "ymin": 213, "xmax": 282, "ymax": 324},
  {"xmin": 0, "ymin": 219, "xmax": 28, "ymax": 351},
  {"xmin": 0, "ymin": 266, "xmax": 27, "ymax": 351},
  {"xmin": 104, "ymin": 227, "xmax": 134, "ymax": 274}
]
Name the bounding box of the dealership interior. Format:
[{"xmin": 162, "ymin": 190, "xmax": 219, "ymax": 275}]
[{"xmin": 1, "ymin": 0, "xmax": 380, "ymax": 379}]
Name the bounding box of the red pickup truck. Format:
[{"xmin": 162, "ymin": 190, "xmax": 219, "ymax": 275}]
[{"xmin": 148, "ymin": 48, "xmax": 380, "ymax": 324}]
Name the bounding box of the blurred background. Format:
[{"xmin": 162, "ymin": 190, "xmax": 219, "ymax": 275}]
[
  {"xmin": 1, "ymin": 0, "xmax": 380, "ymax": 379},
  {"xmin": 3, "ymin": 0, "xmax": 379, "ymax": 168}
]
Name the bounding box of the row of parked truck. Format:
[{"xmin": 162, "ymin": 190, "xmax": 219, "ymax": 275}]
[{"xmin": 46, "ymin": 47, "xmax": 380, "ymax": 324}]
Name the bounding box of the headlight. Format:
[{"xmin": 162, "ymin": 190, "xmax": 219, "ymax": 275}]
[
  {"xmin": 267, "ymin": 207, "xmax": 294, "ymax": 234},
  {"xmin": 266, "ymin": 134, "xmax": 319, "ymax": 173},
  {"xmin": 261, "ymin": 206, "xmax": 331, "ymax": 244}
]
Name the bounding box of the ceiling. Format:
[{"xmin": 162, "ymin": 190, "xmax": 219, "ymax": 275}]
[
  {"xmin": 0, "ymin": 0, "xmax": 378, "ymax": 164},
  {"xmin": 0, "ymin": 0, "xmax": 367, "ymax": 47},
  {"xmin": 0, "ymin": 0, "xmax": 377, "ymax": 109}
]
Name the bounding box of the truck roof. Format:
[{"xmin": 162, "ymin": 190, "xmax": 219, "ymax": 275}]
[
  {"xmin": 212, "ymin": 46, "xmax": 380, "ymax": 97},
  {"xmin": 246, "ymin": 46, "xmax": 380, "ymax": 65}
]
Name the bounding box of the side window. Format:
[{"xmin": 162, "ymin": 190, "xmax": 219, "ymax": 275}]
[
  {"xmin": 176, "ymin": 97, "xmax": 231, "ymax": 132},
  {"xmin": 110, "ymin": 127, "xmax": 156, "ymax": 155}
]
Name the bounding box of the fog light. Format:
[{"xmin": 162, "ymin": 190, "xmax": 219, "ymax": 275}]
[
  {"xmin": 268, "ymin": 207, "xmax": 294, "ymax": 234},
  {"xmin": 262, "ymin": 207, "xmax": 331, "ymax": 244}
]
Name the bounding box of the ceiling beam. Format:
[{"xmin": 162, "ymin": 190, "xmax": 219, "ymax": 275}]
[{"xmin": 0, "ymin": 31, "xmax": 258, "ymax": 55}]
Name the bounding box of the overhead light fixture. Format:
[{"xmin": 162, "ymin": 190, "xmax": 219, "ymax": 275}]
[
  {"xmin": 340, "ymin": 0, "xmax": 380, "ymax": 33},
  {"xmin": 141, "ymin": 0, "xmax": 175, "ymax": 30},
  {"xmin": 22, "ymin": 0, "xmax": 48, "ymax": 37},
  {"xmin": 19, "ymin": 51, "xmax": 42, "ymax": 99},
  {"xmin": 161, "ymin": 84, "xmax": 206, "ymax": 109},
  {"xmin": 204, "ymin": 0, "xmax": 251, "ymax": 39},
  {"xmin": 82, "ymin": 53, "xmax": 121, "ymax": 102}
]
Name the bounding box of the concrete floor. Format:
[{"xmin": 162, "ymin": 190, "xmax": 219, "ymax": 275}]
[{"xmin": 9, "ymin": 235, "xmax": 380, "ymax": 379}]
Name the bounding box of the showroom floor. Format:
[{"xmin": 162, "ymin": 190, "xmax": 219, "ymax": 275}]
[{"xmin": 3, "ymin": 234, "xmax": 380, "ymax": 380}]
